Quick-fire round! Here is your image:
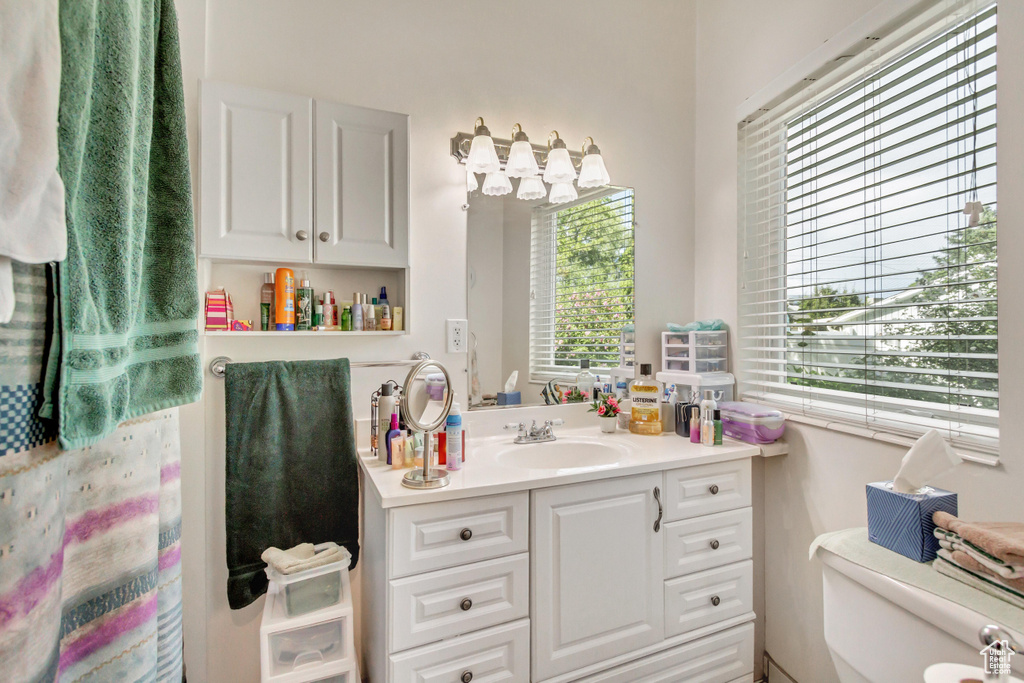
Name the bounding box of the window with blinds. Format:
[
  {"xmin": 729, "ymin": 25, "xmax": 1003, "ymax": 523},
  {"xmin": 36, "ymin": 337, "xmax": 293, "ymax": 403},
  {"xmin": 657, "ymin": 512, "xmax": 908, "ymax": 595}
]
[
  {"xmin": 738, "ymin": 2, "xmax": 998, "ymax": 454},
  {"xmin": 529, "ymin": 188, "xmax": 635, "ymax": 382}
]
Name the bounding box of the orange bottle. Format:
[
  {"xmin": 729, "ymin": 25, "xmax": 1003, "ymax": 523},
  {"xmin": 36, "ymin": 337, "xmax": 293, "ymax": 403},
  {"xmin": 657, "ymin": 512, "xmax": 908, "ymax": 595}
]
[{"xmin": 275, "ymin": 267, "xmax": 295, "ymax": 330}]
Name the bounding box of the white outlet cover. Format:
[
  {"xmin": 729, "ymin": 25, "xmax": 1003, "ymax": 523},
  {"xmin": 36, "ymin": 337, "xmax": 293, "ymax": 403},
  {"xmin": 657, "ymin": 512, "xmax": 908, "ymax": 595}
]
[{"xmin": 446, "ymin": 319, "xmax": 468, "ymax": 353}]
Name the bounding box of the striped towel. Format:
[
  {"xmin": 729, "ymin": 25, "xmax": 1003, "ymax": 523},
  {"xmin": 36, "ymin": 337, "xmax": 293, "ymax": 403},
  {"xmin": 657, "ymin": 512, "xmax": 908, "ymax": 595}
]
[
  {"xmin": 934, "ymin": 526, "xmax": 1024, "ymax": 580},
  {"xmin": 934, "ymin": 549, "xmax": 1024, "ymax": 611}
]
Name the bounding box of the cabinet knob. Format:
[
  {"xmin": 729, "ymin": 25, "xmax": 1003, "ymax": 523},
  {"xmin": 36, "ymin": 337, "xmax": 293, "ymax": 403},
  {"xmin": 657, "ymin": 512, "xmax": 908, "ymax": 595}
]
[
  {"xmin": 295, "ymin": 230, "xmax": 309, "ymax": 241},
  {"xmin": 460, "ymin": 528, "xmax": 473, "ymax": 541},
  {"xmin": 461, "ymin": 672, "xmax": 474, "ymax": 683},
  {"xmin": 711, "ymin": 595, "xmax": 721, "ymax": 607},
  {"xmin": 708, "ymin": 484, "xmax": 720, "ymax": 495},
  {"xmin": 460, "ymin": 598, "xmax": 473, "ymax": 611},
  {"xmin": 710, "ymin": 539, "xmax": 720, "ymax": 550},
  {"xmin": 319, "ymin": 232, "xmax": 329, "ymax": 242}
]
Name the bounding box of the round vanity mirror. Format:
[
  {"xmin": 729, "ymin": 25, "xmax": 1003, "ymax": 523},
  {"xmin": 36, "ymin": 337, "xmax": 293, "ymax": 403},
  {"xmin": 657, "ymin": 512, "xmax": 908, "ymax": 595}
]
[{"xmin": 400, "ymin": 360, "xmax": 454, "ymax": 489}]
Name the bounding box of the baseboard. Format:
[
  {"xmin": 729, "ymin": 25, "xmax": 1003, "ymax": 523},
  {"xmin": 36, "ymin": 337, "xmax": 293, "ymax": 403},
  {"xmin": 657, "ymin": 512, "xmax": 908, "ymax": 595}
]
[{"xmin": 766, "ymin": 658, "xmax": 798, "ymax": 683}]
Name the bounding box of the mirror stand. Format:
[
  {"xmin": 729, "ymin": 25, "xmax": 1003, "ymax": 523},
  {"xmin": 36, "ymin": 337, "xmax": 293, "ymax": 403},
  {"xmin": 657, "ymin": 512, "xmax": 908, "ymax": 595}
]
[{"xmin": 400, "ymin": 359, "xmax": 455, "ymax": 490}]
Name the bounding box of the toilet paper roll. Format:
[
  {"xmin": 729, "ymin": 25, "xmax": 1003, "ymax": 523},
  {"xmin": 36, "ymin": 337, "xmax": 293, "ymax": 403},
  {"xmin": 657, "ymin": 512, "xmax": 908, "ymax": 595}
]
[{"xmin": 924, "ymin": 662, "xmax": 1022, "ymax": 682}]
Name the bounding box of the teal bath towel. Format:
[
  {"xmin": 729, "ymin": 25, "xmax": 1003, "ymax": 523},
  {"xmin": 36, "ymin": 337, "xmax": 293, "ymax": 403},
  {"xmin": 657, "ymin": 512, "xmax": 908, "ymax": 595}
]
[
  {"xmin": 224, "ymin": 359, "xmax": 361, "ymax": 610},
  {"xmin": 47, "ymin": 0, "xmax": 202, "ymax": 449}
]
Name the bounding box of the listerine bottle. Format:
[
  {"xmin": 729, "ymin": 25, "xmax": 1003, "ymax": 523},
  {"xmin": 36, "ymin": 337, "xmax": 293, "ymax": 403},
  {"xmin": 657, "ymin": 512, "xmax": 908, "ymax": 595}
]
[{"xmin": 629, "ymin": 363, "xmax": 663, "ymax": 435}]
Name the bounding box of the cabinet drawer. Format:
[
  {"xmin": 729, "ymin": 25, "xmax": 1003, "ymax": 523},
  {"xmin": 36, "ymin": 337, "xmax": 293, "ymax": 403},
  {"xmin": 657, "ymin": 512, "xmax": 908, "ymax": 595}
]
[
  {"xmin": 664, "ymin": 508, "xmax": 753, "ymax": 578},
  {"xmin": 665, "ymin": 560, "xmax": 753, "ymax": 638},
  {"xmin": 575, "ymin": 622, "xmax": 754, "ymax": 683},
  {"xmin": 390, "ymin": 492, "xmax": 528, "ymax": 579},
  {"xmin": 663, "ymin": 459, "xmax": 751, "ymax": 521},
  {"xmin": 389, "ymin": 554, "xmax": 529, "ymax": 653},
  {"xmin": 390, "ymin": 619, "xmax": 530, "ymax": 683}
]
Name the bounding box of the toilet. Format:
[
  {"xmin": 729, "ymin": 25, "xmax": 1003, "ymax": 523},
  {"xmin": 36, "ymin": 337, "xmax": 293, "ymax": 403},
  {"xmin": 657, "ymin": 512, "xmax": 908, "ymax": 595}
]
[{"xmin": 819, "ymin": 548, "xmax": 1024, "ymax": 682}]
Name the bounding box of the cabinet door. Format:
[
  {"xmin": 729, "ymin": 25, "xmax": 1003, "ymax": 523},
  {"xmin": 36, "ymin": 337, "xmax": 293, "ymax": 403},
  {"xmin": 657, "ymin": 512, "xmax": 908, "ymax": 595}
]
[
  {"xmin": 199, "ymin": 81, "xmax": 313, "ymax": 262},
  {"xmin": 314, "ymin": 100, "xmax": 409, "ymax": 267},
  {"xmin": 532, "ymin": 474, "xmax": 664, "ymax": 681}
]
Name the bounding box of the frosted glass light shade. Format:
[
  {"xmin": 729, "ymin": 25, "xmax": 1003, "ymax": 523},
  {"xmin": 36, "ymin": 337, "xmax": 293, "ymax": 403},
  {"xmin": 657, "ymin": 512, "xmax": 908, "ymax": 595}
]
[
  {"xmin": 482, "ymin": 171, "xmax": 513, "ymax": 196},
  {"xmin": 467, "ymin": 134, "xmax": 500, "ymax": 174},
  {"xmin": 543, "ymin": 147, "xmax": 577, "ymax": 184},
  {"xmin": 549, "ymin": 182, "xmax": 578, "ymax": 204},
  {"xmin": 467, "ymin": 169, "xmax": 478, "ymax": 192},
  {"xmin": 517, "ymin": 176, "xmax": 546, "ymax": 201},
  {"xmin": 506, "ymin": 140, "xmax": 540, "ymax": 178},
  {"xmin": 577, "ymin": 153, "xmax": 611, "ymax": 188}
]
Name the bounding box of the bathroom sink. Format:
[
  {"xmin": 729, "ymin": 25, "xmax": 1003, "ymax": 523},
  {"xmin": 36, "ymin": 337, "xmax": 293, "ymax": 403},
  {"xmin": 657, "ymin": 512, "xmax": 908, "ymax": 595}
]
[{"xmin": 495, "ymin": 438, "xmax": 630, "ymax": 472}]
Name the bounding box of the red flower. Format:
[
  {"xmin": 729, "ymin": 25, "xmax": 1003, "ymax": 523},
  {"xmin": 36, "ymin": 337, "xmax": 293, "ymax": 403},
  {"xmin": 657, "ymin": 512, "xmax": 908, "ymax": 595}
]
[{"xmin": 598, "ymin": 405, "xmax": 607, "ymax": 416}]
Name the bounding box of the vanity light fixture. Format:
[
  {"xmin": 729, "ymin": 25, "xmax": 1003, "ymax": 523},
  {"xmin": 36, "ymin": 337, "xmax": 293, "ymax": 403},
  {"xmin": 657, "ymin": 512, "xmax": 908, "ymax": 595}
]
[
  {"xmin": 517, "ymin": 175, "xmax": 547, "ymax": 201},
  {"xmin": 467, "ymin": 169, "xmax": 479, "ymax": 192},
  {"xmin": 505, "ymin": 124, "xmax": 541, "ymax": 178},
  {"xmin": 577, "ymin": 137, "xmax": 611, "ymax": 188},
  {"xmin": 482, "ymin": 170, "xmax": 513, "ymax": 196},
  {"xmin": 549, "ymin": 182, "xmax": 578, "ymax": 205},
  {"xmin": 542, "ymin": 131, "xmax": 578, "ymax": 184},
  {"xmin": 466, "ymin": 117, "xmax": 501, "ymax": 174}
]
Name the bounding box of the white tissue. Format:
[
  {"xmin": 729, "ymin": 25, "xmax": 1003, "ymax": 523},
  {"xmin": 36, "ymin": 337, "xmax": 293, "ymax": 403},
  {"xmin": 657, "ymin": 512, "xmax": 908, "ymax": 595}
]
[
  {"xmin": 504, "ymin": 371, "xmax": 518, "ymax": 393},
  {"xmin": 891, "ymin": 429, "xmax": 962, "ymax": 494}
]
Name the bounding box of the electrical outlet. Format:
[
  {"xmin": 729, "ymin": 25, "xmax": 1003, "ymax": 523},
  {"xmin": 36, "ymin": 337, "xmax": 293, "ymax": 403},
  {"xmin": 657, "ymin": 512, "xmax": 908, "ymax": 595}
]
[{"xmin": 446, "ymin": 319, "xmax": 468, "ymax": 353}]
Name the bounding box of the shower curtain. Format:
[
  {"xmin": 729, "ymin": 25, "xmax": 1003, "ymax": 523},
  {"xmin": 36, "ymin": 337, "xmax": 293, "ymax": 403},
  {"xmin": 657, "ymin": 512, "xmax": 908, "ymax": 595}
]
[{"xmin": 0, "ymin": 263, "xmax": 183, "ymax": 681}]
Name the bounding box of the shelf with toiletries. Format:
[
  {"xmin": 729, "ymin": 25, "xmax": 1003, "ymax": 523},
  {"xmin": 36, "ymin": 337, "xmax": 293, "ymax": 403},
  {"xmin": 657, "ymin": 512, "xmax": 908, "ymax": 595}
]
[{"xmin": 199, "ymin": 259, "xmax": 409, "ymax": 335}]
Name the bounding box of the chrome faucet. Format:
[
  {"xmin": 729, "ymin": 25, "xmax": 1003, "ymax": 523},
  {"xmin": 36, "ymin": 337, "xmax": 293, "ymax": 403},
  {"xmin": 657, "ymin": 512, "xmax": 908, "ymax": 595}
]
[{"xmin": 504, "ymin": 419, "xmax": 564, "ymax": 444}]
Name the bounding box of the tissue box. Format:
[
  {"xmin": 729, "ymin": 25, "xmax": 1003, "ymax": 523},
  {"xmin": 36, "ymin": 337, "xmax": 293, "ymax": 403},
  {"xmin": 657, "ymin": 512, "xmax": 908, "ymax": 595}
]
[
  {"xmin": 866, "ymin": 481, "xmax": 957, "ymax": 562},
  {"xmin": 497, "ymin": 391, "xmax": 521, "ymax": 406}
]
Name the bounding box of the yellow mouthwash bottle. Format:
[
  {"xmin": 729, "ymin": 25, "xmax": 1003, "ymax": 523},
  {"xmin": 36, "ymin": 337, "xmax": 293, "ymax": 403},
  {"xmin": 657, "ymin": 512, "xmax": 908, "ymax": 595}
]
[{"xmin": 629, "ymin": 363, "xmax": 663, "ymax": 435}]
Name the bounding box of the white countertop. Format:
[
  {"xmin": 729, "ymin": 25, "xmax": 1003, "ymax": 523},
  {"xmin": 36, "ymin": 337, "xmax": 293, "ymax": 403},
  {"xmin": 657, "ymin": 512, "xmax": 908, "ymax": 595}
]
[{"xmin": 358, "ymin": 424, "xmax": 761, "ymax": 508}]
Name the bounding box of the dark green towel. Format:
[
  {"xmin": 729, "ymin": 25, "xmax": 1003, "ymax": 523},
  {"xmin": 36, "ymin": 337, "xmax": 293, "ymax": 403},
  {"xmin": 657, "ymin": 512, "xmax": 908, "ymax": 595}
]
[
  {"xmin": 224, "ymin": 359, "xmax": 360, "ymax": 610},
  {"xmin": 47, "ymin": 0, "xmax": 202, "ymax": 449}
]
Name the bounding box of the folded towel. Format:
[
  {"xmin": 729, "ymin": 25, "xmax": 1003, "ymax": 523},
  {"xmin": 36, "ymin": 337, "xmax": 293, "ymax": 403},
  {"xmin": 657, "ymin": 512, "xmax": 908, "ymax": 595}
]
[
  {"xmin": 933, "ymin": 511, "xmax": 1024, "ymax": 566},
  {"xmin": 261, "ymin": 542, "xmax": 352, "ymax": 576},
  {"xmin": 934, "ymin": 527, "xmax": 1024, "ymax": 580},
  {"xmin": 45, "ymin": 0, "xmax": 202, "ymax": 449},
  {"xmin": 225, "ymin": 359, "xmax": 360, "ymax": 609},
  {"xmin": 934, "ymin": 550, "xmax": 1024, "ymax": 610},
  {"xmin": 947, "ymin": 548, "xmax": 1024, "ymax": 593},
  {"xmin": 0, "ymin": 0, "xmax": 67, "ymax": 323}
]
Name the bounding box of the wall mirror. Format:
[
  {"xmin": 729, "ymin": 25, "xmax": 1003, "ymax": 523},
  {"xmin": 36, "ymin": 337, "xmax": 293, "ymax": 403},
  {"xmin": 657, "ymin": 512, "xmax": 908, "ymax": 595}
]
[{"xmin": 466, "ymin": 184, "xmax": 636, "ymax": 410}]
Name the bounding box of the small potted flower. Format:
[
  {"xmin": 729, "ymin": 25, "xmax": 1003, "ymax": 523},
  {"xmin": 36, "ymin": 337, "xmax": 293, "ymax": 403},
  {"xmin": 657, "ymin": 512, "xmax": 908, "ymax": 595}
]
[
  {"xmin": 589, "ymin": 393, "xmax": 621, "ymax": 433},
  {"xmin": 562, "ymin": 386, "xmax": 589, "ymax": 404}
]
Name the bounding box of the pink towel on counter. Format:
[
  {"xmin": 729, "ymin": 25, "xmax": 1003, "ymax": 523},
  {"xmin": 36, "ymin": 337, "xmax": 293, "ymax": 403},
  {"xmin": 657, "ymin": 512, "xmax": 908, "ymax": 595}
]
[{"xmin": 934, "ymin": 511, "xmax": 1024, "ymax": 566}]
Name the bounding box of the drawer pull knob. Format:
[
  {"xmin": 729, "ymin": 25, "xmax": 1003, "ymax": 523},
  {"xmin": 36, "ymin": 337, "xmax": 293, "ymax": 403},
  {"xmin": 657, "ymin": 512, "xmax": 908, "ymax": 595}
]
[
  {"xmin": 710, "ymin": 539, "xmax": 720, "ymax": 550},
  {"xmin": 460, "ymin": 598, "xmax": 473, "ymax": 611},
  {"xmin": 461, "ymin": 672, "xmax": 474, "ymax": 683},
  {"xmin": 296, "ymin": 230, "xmax": 309, "ymax": 241},
  {"xmin": 653, "ymin": 486, "xmax": 663, "ymax": 533},
  {"xmin": 709, "ymin": 484, "xmax": 720, "ymax": 495},
  {"xmin": 711, "ymin": 595, "xmax": 721, "ymax": 607},
  {"xmin": 460, "ymin": 528, "xmax": 473, "ymax": 541},
  {"xmin": 319, "ymin": 231, "xmax": 329, "ymax": 242}
]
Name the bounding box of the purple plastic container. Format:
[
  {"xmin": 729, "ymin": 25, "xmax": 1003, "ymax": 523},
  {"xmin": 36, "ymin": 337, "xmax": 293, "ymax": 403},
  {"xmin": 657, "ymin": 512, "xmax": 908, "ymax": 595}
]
[{"xmin": 718, "ymin": 401, "xmax": 785, "ymax": 444}]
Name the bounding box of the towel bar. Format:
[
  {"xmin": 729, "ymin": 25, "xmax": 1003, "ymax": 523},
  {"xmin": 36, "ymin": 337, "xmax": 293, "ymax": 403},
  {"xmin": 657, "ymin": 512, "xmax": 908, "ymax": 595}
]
[{"xmin": 209, "ymin": 352, "xmax": 430, "ymax": 378}]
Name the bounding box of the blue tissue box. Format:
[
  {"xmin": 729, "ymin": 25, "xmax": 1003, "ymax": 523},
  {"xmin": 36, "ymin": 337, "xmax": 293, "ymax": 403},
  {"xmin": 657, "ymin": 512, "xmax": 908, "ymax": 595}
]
[
  {"xmin": 497, "ymin": 391, "xmax": 521, "ymax": 406},
  {"xmin": 866, "ymin": 481, "xmax": 957, "ymax": 562}
]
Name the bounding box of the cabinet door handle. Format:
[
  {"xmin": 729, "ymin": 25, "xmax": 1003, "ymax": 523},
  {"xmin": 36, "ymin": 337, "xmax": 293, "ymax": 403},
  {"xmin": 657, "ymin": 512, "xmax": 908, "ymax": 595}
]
[
  {"xmin": 653, "ymin": 486, "xmax": 663, "ymax": 533},
  {"xmin": 711, "ymin": 595, "xmax": 721, "ymax": 607},
  {"xmin": 295, "ymin": 230, "xmax": 309, "ymax": 241},
  {"xmin": 710, "ymin": 539, "xmax": 720, "ymax": 550},
  {"xmin": 460, "ymin": 598, "xmax": 473, "ymax": 611},
  {"xmin": 460, "ymin": 528, "xmax": 473, "ymax": 541},
  {"xmin": 461, "ymin": 672, "xmax": 474, "ymax": 683},
  {"xmin": 709, "ymin": 484, "xmax": 720, "ymax": 495},
  {"xmin": 319, "ymin": 231, "xmax": 329, "ymax": 242}
]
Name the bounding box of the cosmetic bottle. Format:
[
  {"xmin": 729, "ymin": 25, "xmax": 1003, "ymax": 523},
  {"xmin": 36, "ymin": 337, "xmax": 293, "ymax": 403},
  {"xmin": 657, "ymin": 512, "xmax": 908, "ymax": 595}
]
[
  {"xmin": 386, "ymin": 412, "xmax": 402, "ymax": 467},
  {"xmin": 320, "ymin": 291, "xmax": 336, "ymax": 330},
  {"xmin": 701, "ymin": 394, "xmax": 716, "ymax": 446},
  {"xmin": 351, "ymin": 293, "xmax": 363, "ymax": 331},
  {"xmin": 575, "ymin": 359, "xmax": 597, "ymax": 400},
  {"xmin": 274, "ymin": 268, "xmax": 295, "ymax": 331},
  {"xmin": 445, "ymin": 402, "xmax": 463, "ymax": 471},
  {"xmin": 377, "ymin": 384, "xmax": 397, "ymax": 463},
  {"xmin": 260, "ymin": 272, "xmax": 275, "ymax": 331},
  {"xmin": 362, "ymin": 295, "xmax": 373, "ymax": 331},
  {"xmin": 714, "ymin": 409, "xmax": 723, "ymax": 445},
  {"xmin": 379, "ymin": 286, "xmax": 390, "ymax": 310},
  {"xmin": 296, "ymin": 279, "xmax": 314, "ymax": 330},
  {"xmin": 365, "ymin": 302, "xmax": 377, "ymax": 331},
  {"xmin": 341, "ymin": 306, "xmax": 351, "ymax": 331},
  {"xmin": 380, "ymin": 301, "xmax": 392, "ymax": 330},
  {"xmin": 396, "ymin": 431, "xmax": 408, "ymax": 468},
  {"xmin": 372, "ymin": 297, "xmax": 383, "ymax": 324},
  {"xmin": 629, "ymin": 363, "xmax": 663, "ymax": 435},
  {"xmin": 689, "ymin": 407, "xmax": 701, "ymax": 444},
  {"xmin": 393, "ymin": 306, "xmax": 404, "ymax": 332}
]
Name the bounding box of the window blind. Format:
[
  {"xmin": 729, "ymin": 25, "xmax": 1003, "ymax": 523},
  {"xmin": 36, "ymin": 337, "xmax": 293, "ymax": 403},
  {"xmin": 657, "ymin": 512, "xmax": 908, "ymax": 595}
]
[
  {"xmin": 738, "ymin": 2, "xmax": 998, "ymax": 454},
  {"xmin": 529, "ymin": 188, "xmax": 635, "ymax": 382}
]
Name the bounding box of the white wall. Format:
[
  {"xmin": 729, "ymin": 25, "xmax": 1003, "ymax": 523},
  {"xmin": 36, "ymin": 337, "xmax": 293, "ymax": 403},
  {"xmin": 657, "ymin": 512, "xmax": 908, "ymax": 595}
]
[
  {"xmin": 175, "ymin": 1, "xmax": 697, "ymax": 679},
  {"xmin": 694, "ymin": 1, "xmax": 1024, "ymax": 682}
]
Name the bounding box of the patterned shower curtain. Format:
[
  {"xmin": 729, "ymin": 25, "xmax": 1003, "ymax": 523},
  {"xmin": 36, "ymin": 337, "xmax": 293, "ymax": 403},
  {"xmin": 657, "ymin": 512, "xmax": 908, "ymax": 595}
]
[{"xmin": 0, "ymin": 263, "xmax": 183, "ymax": 681}]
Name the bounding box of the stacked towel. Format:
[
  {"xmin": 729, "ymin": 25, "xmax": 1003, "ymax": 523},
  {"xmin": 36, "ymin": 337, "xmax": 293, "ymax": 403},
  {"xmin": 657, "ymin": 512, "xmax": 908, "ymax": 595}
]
[
  {"xmin": 932, "ymin": 511, "xmax": 1024, "ymax": 608},
  {"xmin": 261, "ymin": 542, "xmax": 352, "ymax": 576}
]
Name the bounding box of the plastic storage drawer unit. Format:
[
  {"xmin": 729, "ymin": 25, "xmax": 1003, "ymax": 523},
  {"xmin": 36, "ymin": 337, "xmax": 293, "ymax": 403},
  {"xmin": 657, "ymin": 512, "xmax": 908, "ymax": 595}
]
[
  {"xmin": 718, "ymin": 401, "xmax": 785, "ymax": 444},
  {"xmin": 265, "ymin": 544, "xmax": 351, "ymax": 617}
]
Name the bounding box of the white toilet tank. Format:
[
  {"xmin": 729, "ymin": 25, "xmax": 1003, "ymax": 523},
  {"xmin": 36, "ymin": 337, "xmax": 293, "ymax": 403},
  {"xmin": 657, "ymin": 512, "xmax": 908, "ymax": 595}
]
[{"xmin": 819, "ymin": 548, "xmax": 1024, "ymax": 682}]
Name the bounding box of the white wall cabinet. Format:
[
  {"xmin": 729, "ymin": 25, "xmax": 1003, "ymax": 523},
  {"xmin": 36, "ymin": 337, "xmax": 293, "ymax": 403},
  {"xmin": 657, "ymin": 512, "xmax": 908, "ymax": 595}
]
[
  {"xmin": 531, "ymin": 474, "xmax": 664, "ymax": 681},
  {"xmin": 200, "ymin": 81, "xmax": 409, "ymax": 268},
  {"xmin": 200, "ymin": 81, "xmax": 313, "ymax": 262}
]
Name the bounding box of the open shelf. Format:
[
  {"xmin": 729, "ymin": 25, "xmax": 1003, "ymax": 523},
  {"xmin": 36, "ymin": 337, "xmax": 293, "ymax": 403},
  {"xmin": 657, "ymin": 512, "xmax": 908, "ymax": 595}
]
[{"xmin": 202, "ymin": 330, "xmax": 406, "ymax": 337}]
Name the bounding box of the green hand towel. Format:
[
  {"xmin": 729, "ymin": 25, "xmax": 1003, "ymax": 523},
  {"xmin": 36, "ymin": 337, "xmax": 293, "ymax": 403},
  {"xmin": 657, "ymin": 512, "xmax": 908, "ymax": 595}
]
[
  {"xmin": 47, "ymin": 0, "xmax": 201, "ymax": 449},
  {"xmin": 224, "ymin": 359, "xmax": 360, "ymax": 610}
]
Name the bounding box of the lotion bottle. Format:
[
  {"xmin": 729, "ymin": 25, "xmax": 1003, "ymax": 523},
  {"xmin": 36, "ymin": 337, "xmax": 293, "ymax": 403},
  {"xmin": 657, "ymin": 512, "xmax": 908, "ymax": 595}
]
[
  {"xmin": 445, "ymin": 403, "xmax": 463, "ymax": 471},
  {"xmin": 351, "ymin": 293, "xmax": 363, "ymax": 332},
  {"xmin": 260, "ymin": 272, "xmax": 275, "ymax": 331},
  {"xmin": 689, "ymin": 407, "xmax": 701, "ymax": 444}
]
